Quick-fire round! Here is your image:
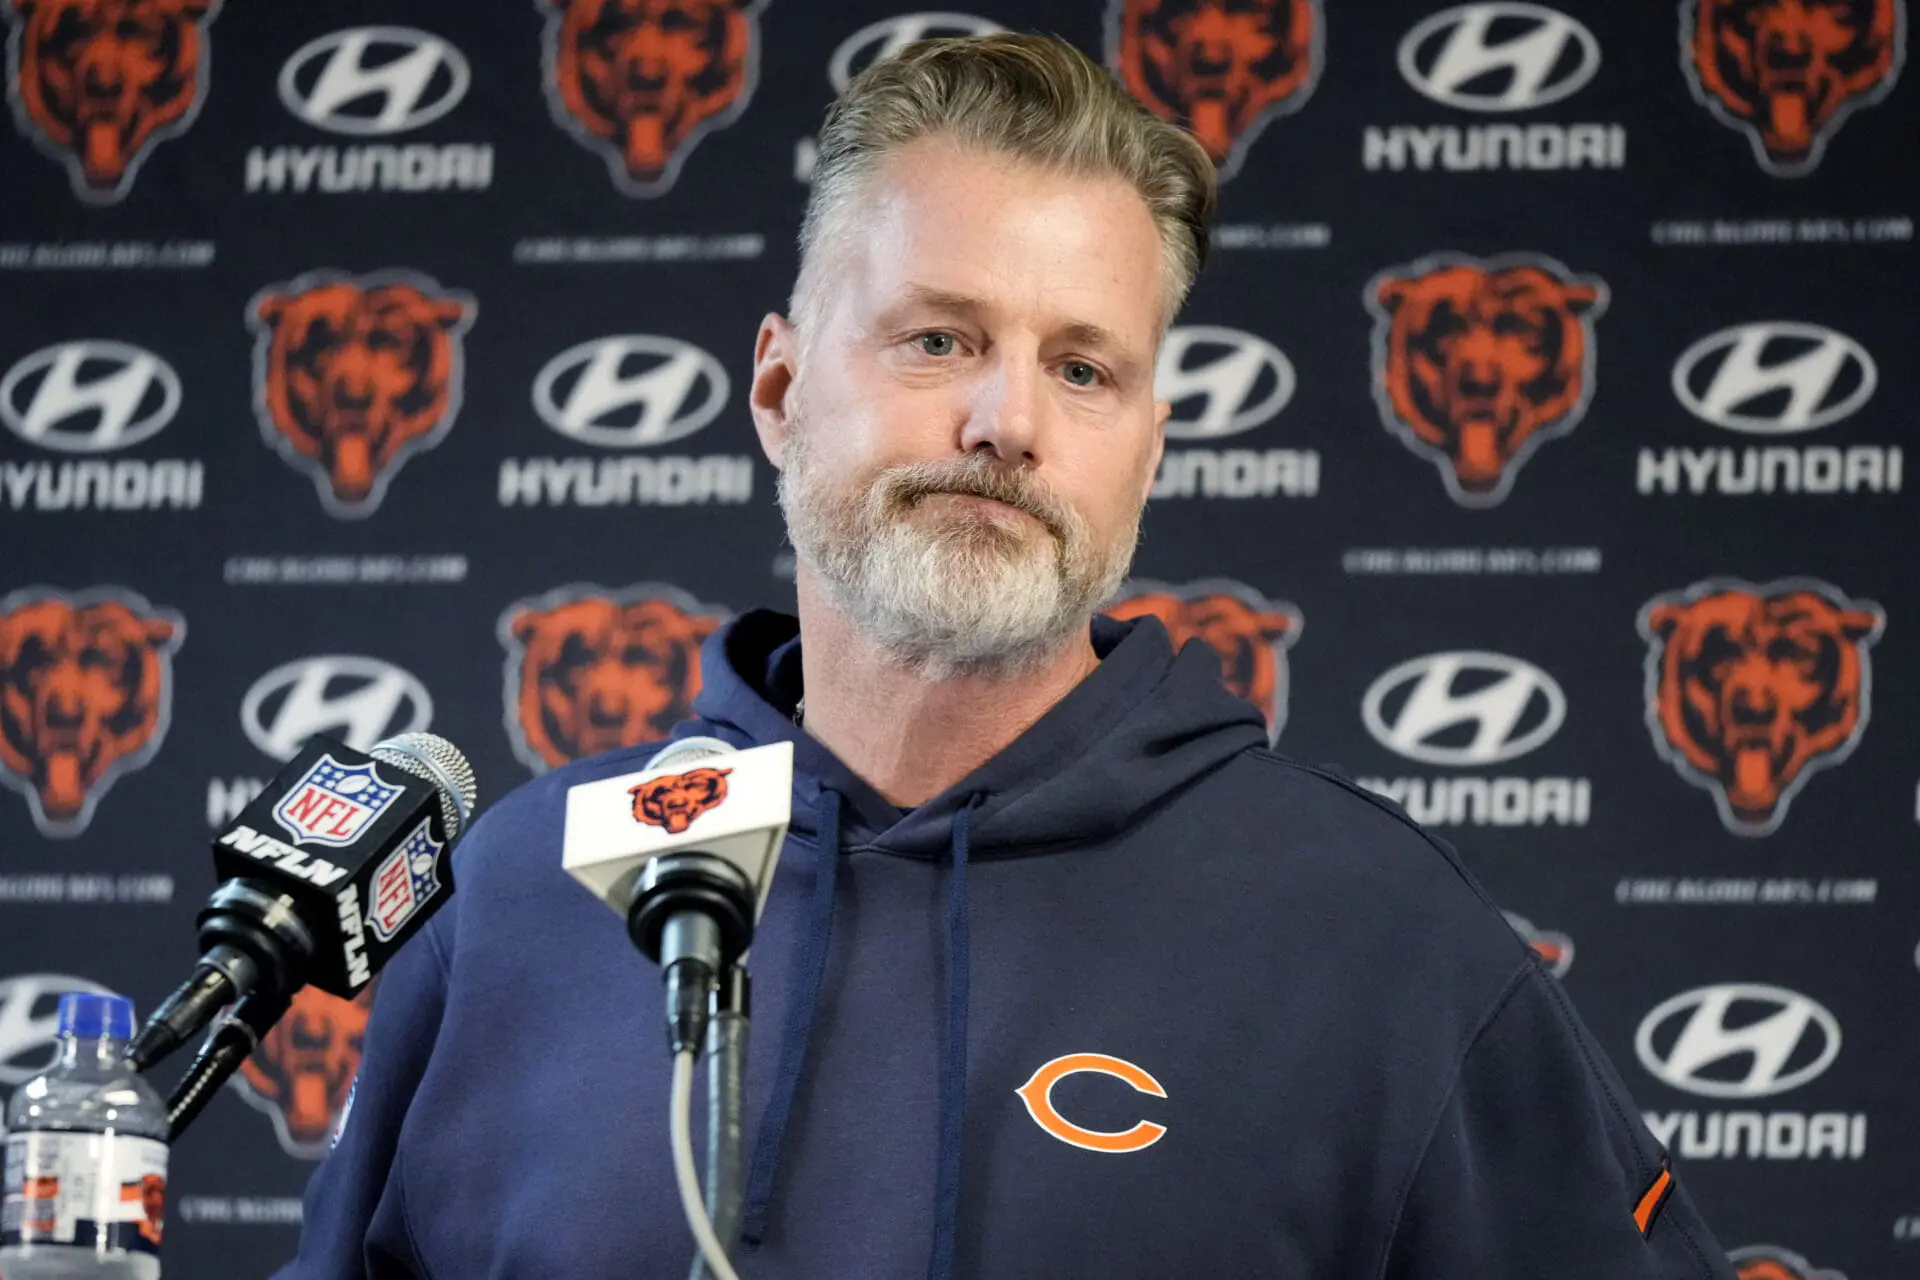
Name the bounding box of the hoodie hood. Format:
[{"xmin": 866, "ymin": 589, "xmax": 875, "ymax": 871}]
[{"xmin": 680, "ymin": 608, "xmax": 1271, "ymax": 856}]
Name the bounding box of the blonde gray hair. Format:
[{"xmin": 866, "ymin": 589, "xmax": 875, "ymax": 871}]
[{"xmin": 791, "ymin": 32, "xmax": 1217, "ymax": 335}]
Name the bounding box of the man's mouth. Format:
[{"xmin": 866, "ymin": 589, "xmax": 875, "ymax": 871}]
[
  {"xmin": 929, "ymin": 491, "xmax": 1028, "ymax": 516},
  {"xmin": 877, "ymin": 459, "xmax": 1070, "ymax": 542},
  {"xmin": 916, "ymin": 490, "xmax": 1054, "ymax": 538}
]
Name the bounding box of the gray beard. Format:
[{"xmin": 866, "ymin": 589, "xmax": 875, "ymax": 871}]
[{"xmin": 777, "ymin": 424, "xmax": 1141, "ymax": 679}]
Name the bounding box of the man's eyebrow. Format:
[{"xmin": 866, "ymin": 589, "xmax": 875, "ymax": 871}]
[
  {"xmin": 888, "ymin": 285, "xmax": 1140, "ymax": 361},
  {"xmin": 1055, "ymin": 319, "xmax": 1130, "ymax": 357},
  {"xmin": 890, "ymin": 284, "xmax": 989, "ymax": 319}
]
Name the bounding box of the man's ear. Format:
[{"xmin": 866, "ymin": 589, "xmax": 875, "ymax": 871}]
[{"xmin": 749, "ymin": 313, "xmax": 800, "ymax": 469}]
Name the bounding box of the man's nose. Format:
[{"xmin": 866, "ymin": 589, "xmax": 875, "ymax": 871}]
[{"xmin": 959, "ymin": 356, "xmax": 1044, "ymax": 464}]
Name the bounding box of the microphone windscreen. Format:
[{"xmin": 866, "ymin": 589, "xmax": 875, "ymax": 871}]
[
  {"xmin": 644, "ymin": 736, "xmax": 736, "ymax": 773},
  {"xmin": 372, "ymin": 732, "xmax": 478, "ymax": 838}
]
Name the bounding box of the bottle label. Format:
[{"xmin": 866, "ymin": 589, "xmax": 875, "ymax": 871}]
[{"xmin": 1, "ymin": 1131, "xmax": 168, "ymax": 1257}]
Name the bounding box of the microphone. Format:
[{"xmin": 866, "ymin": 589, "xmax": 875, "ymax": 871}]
[
  {"xmin": 127, "ymin": 731, "xmax": 477, "ymax": 1074},
  {"xmin": 566, "ymin": 737, "xmax": 791, "ymax": 1280},
  {"xmin": 562, "ymin": 737, "xmax": 792, "ymax": 1053}
]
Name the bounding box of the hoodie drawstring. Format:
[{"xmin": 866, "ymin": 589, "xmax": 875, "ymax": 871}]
[
  {"xmin": 927, "ymin": 795, "xmax": 980, "ymax": 1280},
  {"xmin": 740, "ymin": 788, "xmax": 842, "ymax": 1246},
  {"xmin": 738, "ymin": 788, "xmax": 980, "ymax": 1277}
]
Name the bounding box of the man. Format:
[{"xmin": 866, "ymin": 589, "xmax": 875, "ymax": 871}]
[{"xmin": 277, "ymin": 33, "xmax": 1736, "ymax": 1280}]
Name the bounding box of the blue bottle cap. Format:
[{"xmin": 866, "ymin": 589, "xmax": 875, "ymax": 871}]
[{"xmin": 58, "ymin": 992, "xmax": 135, "ymax": 1041}]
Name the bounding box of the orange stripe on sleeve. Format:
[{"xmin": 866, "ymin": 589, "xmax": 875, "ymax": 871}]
[{"xmin": 1632, "ymin": 1166, "xmax": 1674, "ymax": 1237}]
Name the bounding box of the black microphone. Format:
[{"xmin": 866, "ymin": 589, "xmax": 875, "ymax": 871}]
[
  {"xmin": 127, "ymin": 731, "xmax": 477, "ymax": 1073},
  {"xmin": 561, "ymin": 737, "xmax": 792, "ymax": 1278},
  {"xmin": 561, "ymin": 737, "xmax": 792, "ymax": 1054}
]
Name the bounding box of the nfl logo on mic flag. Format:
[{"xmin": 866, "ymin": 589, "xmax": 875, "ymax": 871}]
[
  {"xmin": 367, "ymin": 819, "xmax": 445, "ymax": 943},
  {"xmin": 273, "ymin": 755, "xmax": 405, "ymax": 848}
]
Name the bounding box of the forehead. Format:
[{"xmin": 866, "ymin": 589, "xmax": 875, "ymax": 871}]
[{"xmin": 837, "ymin": 138, "xmax": 1166, "ymax": 348}]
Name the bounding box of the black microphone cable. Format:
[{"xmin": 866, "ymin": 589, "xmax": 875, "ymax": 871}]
[
  {"xmin": 165, "ymin": 988, "xmax": 291, "ymax": 1140},
  {"xmin": 688, "ymin": 966, "xmax": 750, "ymax": 1280}
]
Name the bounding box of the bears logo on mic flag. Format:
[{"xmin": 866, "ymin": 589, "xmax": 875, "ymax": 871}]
[
  {"xmin": 630, "ymin": 766, "xmax": 731, "ymax": 833},
  {"xmin": 564, "ymin": 741, "xmax": 791, "ymax": 924}
]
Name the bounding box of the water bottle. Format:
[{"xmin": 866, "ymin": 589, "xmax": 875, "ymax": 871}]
[{"xmin": 1, "ymin": 993, "xmax": 168, "ymax": 1279}]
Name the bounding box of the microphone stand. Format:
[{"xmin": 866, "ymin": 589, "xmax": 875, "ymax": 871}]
[
  {"xmin": 689, "ymin": 965, "xmax": 750, "ymax": 1280},
  {"xmin": 163, "ymin": 989, "xmax": 291, "ymax": 1140},
  {"xmin": 628, "ymin": 853, "xmax": 757, "ymax": 1280}
]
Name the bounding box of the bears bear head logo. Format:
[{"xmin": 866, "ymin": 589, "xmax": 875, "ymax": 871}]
[
  {"xmin": 5, "ymin": 0, "xmax": 221, "ymax": 202},
  {"xmin": 1728, "ymin": 1244, "xmax": 1849, "ymax": 1280},
  {"xmin": 1108, "ymin": 0, "xmax": 1321, "ymax": 179},
  {"xmin": 500, "ymin": 586, "xmax": 728, "ymax": 773},
  {"xmin": 537, "ymin": 0, "xmax": 767, "ymax": 196},
  {"xmin": 1108, "ymin": 579, "xmax": 1301, "ymax": 743},
  {"xmin": 1684, "ymin": 0, "xmax": 1905, "ymax": 176},
  {"xmin": 1502, "ymin": 911, "xmax": 1574, "ymax": 979},
  {"xmin": 246, "ymin": 270, "xmax": 476, "ymax": 519},
  {"xmin": 234, "ymin": 985, "xmax": 371, "ymax": 1159},
  {"xmin": 629, "ymin": 764, "xmax": 730, "ymax": 833},
  {"xmin": 1639, "ymin": 578, "xmax": 1883, "ymax": 836},
  {"xmin": 1366, "ymin": 253, "xmax": 1609, "ymax": 507},
  {"xmin": 0, "ymin": 586, "xmax": 184, "ymax": 837}
]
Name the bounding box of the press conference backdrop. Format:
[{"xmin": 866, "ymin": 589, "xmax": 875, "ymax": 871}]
[{"xmin": 1, "ymin": 1, "xmax": 1916, "ymax": 1276}]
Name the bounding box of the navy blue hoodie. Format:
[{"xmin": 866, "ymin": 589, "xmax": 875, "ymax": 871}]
[{"xmin": 274, "ymin": 610, "xmax": 1736, "ymax": 1279}]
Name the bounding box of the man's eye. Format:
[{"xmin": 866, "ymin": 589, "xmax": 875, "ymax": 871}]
[
  {"xmin": 1061, "ymin": 361, "xmax": 1100, "ymax": 387},
  {"xmin": 916, "ymin": 333, "xmax": 957, "ymax": 357}
]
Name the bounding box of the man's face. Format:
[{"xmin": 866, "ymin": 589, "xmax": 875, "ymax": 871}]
[{"xmin": 756, "ymin": 138, "xmax": 1171, "ymax": 675}]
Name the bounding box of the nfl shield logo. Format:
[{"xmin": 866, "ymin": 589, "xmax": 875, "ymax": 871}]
[
  {"xmin": 367, "ymin": 818, "xmax": 444, "ymax": 942},
  {"xmin": 273, "ymin": 755, "xmax": 404, "ymax": 849}
]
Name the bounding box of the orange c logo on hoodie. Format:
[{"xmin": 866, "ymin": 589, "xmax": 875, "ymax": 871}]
[{"xmin": 1016, "ymin": 1053, "xmax": 1168, "ymax": 1153}]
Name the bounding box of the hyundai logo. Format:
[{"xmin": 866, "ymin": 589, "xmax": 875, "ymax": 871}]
[
  {"xmin": 1156, "ymin": 325, "xmax": 1297, "ymax": 440},
  {"xmin": 1398, "ymin": 3, "xmax": 1600, "ymax": 112},
  {"xmin": 828, "ymin": 14, "xmax": 1004, "ymax": 92},
  {"xmin": 1671, "ymin": 322, "xmax": 1876, "ymax": 435},
  {"xmin": 1635, "ymin": 983, "xmax": 1841, "ymax": 1100},
  {"xmin": 1362, "ymin": 650, "xmax": 1565, "ymax": 766},
  {"xmin": 531, "ymin": 336, "xmax": 731, "ymax": 448},
  {"xmin": 0, "ymin": 341, "xmax": 182, "ymax": 453},
  {"xmin": 241, "ymin": 656, "xmax": 433, "ymax": 762},
  {"xmin": 279, "ymin": 27, "xmax": 471, "ymax": 136}
]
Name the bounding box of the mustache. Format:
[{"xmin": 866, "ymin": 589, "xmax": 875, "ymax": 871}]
[{"xmin": 874, "ymin": 455, "xmax": 1073, "ymax": 542}]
